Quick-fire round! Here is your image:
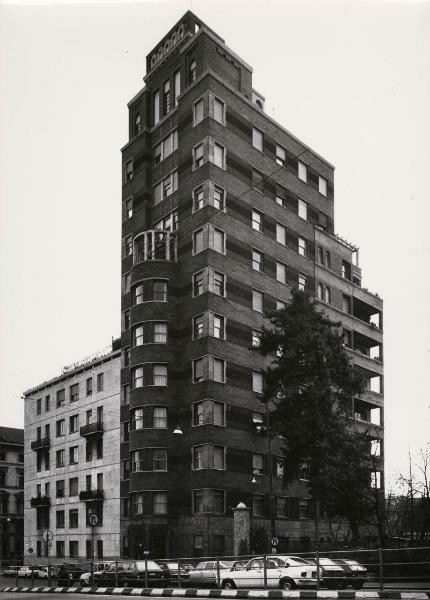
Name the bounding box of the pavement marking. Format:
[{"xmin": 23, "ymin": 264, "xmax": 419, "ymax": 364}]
[{"xmin": 220, "ymin": 592, "xmax": 238, "ymax": 597}]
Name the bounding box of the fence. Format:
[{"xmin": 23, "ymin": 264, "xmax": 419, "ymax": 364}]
[{"xmin": 1, "ymin": 547, "xmax": 429, "ymax": 590}]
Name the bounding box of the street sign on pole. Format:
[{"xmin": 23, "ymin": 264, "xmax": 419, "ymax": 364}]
[
  {"xmin": 89, "ymin": 514, "xmax": 98, "ymax": 526},
  {"xmin": 271, "ymin": 537, "xmax": 278, "ymax": 546}
]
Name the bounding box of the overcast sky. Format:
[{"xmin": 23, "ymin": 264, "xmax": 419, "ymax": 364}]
[{"xmin": 0, "ymin": 0, "xmax": 429, "ymax": 487}]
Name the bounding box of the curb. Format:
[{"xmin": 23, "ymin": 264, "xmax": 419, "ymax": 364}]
[{"xmin": 1, "ymin": 588, "xmax": 430, "ymax": 599}]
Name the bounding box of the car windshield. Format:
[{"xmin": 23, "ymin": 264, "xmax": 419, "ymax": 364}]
[{"xmin": 135, "ymin": 561, "xmax": 161, "ymax": 570}]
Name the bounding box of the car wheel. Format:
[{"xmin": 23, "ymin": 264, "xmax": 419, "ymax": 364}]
[
  {"xmin": 352, "ymin": 582, "xmax": 363, "ymax": 590},
  {"xmin": 222, "ymin": 580, "xmax": 236, "ymax": 590},
  {"xmin": 280, "ymin": 578, "xmax": 295, "ymax": 591}
]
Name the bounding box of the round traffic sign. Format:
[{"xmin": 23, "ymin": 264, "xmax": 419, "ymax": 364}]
[
  {"xmin": 28, "ymin": 548, "xmax": 34, "ymax": 554},
  {"xmin": 271, "ymin": 537, "xmax": 279, "ymax": 546},
  {"xmin": 89, "ymin": 513, "xmax": 98, "ymax": 526}
]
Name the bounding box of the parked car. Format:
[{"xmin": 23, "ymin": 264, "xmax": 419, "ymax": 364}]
[
  {"xmin": 157, "ymin": 561, "xmax": 190, "ymax": 583},
  {"xmin": 188, "ymin": 560, "xmax": 234, "ymax": 587},
  {"xmin": 220, "ymin": 556, "xmax": 317, "ymax": 590},
  {"xmin": 79, "ymin": 561, "xmax": 114, "ymax": 586},
  {"xmin": 57, "ymin": 563, "xmax": 86, "ymax": 585},
  {"xmin": 333, "ymin": 559, "xmax": 368, "ymax": 589},
  {"xmin": 2, "ymin": 566, "xmax": 22, "ymax": 577},
  {"xmin": 96, "ymin": 560, "xmax": 170, "ymax": 587}
]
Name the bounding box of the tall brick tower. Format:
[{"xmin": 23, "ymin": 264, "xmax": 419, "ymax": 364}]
[{"xmin": 120, "ymin": 12, "xmax": 384, "ymax": 558}]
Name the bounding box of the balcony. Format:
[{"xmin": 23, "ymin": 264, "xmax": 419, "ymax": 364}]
[
  {"xmin": 134, "ymin": 230, "xmax": 177, "ymax": 263},
  {"xmin": 31, "ymin": 437, "xmax": 50, "ymax": 451},
  {"xmin": 30, "ymin": 496, "xmax": 51, "ymax": 508},
  {"xmin": 79, "ymin": 489, "xmax": 104, "ymax": 502},
  {"xmin": 80, "ymin": 421, "xmax": 104, "ymax": 438}
]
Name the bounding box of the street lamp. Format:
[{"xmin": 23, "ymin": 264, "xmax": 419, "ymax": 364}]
[
  {"xmin": 256, "ymin": 394, "xmax": 276, "ymax": 552},
  {"xmin": 173, "ymin": 423, "xmax": 183, "ymax": 435}
]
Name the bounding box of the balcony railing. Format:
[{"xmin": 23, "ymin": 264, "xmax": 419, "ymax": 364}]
[
  {"xmin": 79, "ymin": 489, "xmax": 104, "ymax": 502},
  {"xmin": 134, "ymin": 230, "xmax": 177, "ymax": 263},
  {"xmin": 31, "ymin": 437, "xmax": 51, "ymax": 451},
  {"xmin": 30, "ymin": 496, "xmax": 51, "ymax": 508},
  {"xmin": 80, "ymin": 421, "xmax": 104, "ymax": 437}
]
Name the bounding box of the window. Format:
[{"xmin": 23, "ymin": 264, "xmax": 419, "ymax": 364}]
[
  {"xmin": 193, "ymin": 489, "xmax": 225, "ymax": 514},
  {"xmin": 317, "ymin": 283, "xmax": 323, "ymax": 300},
  {"xmin": 252, "ymin": 329, "xmax": 261, "ymax": 347},
  {"xmin": 276, "ymin": 261, "xmax": 287, "ymax": 284},
  {"xmin": 276, "ymin": 144, "xmax": 286, "ymax": 167},
  {"xmin": 97, "ymin": 472, "xmax": 103, "ymax": 490},
  {"xmin": 193, "ymin": 356, "xmax": 225, "ymax": 383},
  {"xmin": 56, "ymin": 541, "xmax": 65, "ymax": 559},
  {"xmin": 319, "ymin": 176, "xmax": 327, "ymax": 196},
  {"xmin": 276, "ymin": 185, "xmax": 287, "ymax": 207},
  {"xmin": 213, "ymin": 184, "xmax": 225, "ymax": 210},
  {"xmin": 193, "ymin": 185, "xmax": 204, "ymax": 211},
  {"xmin": 193, "ymin": 268, "xmax": 225, "ymax": 297},
  {"xmin": 69, "ymin": 414, "xmax": 79, "ymax": 434},
  {"xmin": 298, "ymin": 274, "xmax": 307, "ymax": 292},
  {"xmin": 253, "ymin": 453, "xmax": 264, "ymax": 475},
  {"xmin": 193, "ymin": 224, "xmax": 225, "ymax": 255},
  {"xmin": 275, "ymin": 458, "xmax": 285, "ymax": 478},
  {"xmin": 153, "ymin": 322, "xmax": 167, "ymax": 343},
  {"xmin": 211, "ymin": 95, "xmax": 225, "ymax": 125},
  {"xmin": 252, "ymin": 209, "xmax": 263, "ymax": 232},
  {"xmin": 193, "ymin": 400, "xmax": 225, "ymax": 426},
  {"xmin": 252, "ymin": 495, "xmax": 265, "ymax": 516},
  {"xmin": 132, "ymin": 406, "xmax": 168, "ymax": 430},
  {"xmin": 192, "ymin": 181, "xmax": 225, "ymax": 212},
  {"xmin": 131, "ymin": 448, "xmax": 168, "ymax": 472},
  {"xmin": 45, "ymin": 395, "xmax": 50, "ymax": 412},
  {"xmin": 69, "ymin": 477, "xmax": 78, "ymax": 497},
  {"xmin": 300, "ymin": 499, "xmax": 309, "ymax": 519},
  {"xmin": 193, "ymin": 312, "xmax": 224, "ymax": 340},
  {"xmin": 121, "ymin": 459, "xmax": 130, "ymax": 481},
  {"xmin": 252, "ymin": 289, "xmax": 263, "ymax": 313},
  {"xmin": 132, "ymin": 491, "xmax": 168, "ymax": 515},
  {"xmin": 69, "ymin": 383, "xmax": 79, "ymax": 403},
  {"xmin": 193, "ymin": 143, "xmax": 204, "ymax": 169},
  {"xmin": 319, "ymin": 212, "xmax": 328, "ymax": 229},
  {"xmin": 134, "ymin": 279, "xmax": 168, "ymax": 304},
  {"xmin": 371, "ymin": 439, "xmax": 381, "ymax": 457},
  {"xmin": 193, "ymin": 445, "xmax": 225, "ymax": 470},
  {"xmin": 325, "ymin": 251, "xmax": 331, "ymax": 269},
  {"xmin": 193, "ymin": 98, "xmax": 204, "ymax": 125},
  {"xmin": 211, "ymin": 140, "xmax": 225, "ymax": 169},
  {"xmin": 324, "ymin": 286, "xmax": 331, "ymax": 304},
  {"xmin": 56, "ymin": 419, "xmax": 65, "ymax": 437},
  {"xmin": 298, "ymin": 199, "xmax": 308, "ymax": 220},
  {"xmin": 97, "ymin": 373, "xmax": 104, "ymax": 392},
  {"xmin": 69, "ymin": 446, "xmax": 79, "ymax": 465},
  {"xmin": 342, "ymin": 260, "xmax": 352, "ymax": 280},
  {"xmin": 153, "ymin": 170, "xmax": 178, "ymax": 204},
  {"xmin": 153, "ymin": 280, "xmax": 167, "ymax": 302},
  {"xmin": 153, "ymin": 90, "xmax": 160, "ymax": 125},
  {"xmin": 123, "ymin": 272, "xmax": 131, "ymax": 293},
  {"xmin": 252, "ymin": 169, "xmax": 264, "ymax": 193},
  {"xmin": 134, "ymin": 113, "xmax": 141, "ymax": 135},
  {"xmin": 69, "ymin": 509, "xmax": 79, "ymax": 529},
  {"xmin": 174, "ymin": 69, "xmax": 180, "ymax": 106},
  {"xmin": 317, "ymin": 247, "xmax": 324, "ymax": 264},
  {"xmin": 298, "ymin": 160, "xmax": 307, "ymax": 182},
  {"xmin": 124, "ymin": 160, "xmax": 133, "ymax": 183},
  {"xmin": 163, "ymin": 79, "xmax": 171, "ymax": 114},
  {"xmin": 56, "ymin": 389, "xmax": 65, "ymax": 408},
  {"xmin": 342, "ymin": 295, "xmax": 352, "ymax": 314},
  {"xmin": 252, "ymin": 249, "xmax": 263, "ymax": 272},
  {"xmin": 36, "ymin": 398, "xmax": 41, "ymax": 415},
  {"xmin": 189, "ymin": 59, "xmax": 196, "ymax": 83},
  {"xmin": 277, "ymin": 299, "xmax": 287, "ymax": 311},
  {"xmin": 56, "ymin": 479, "xmax": 65, "ymax": 498},
  {"xmin": 153, "ymin": 130, "xmax": 178, "ymax": 166},
  {"xmin": 252, "ymin": 127, "xmax": 263, "ymax": 151},
  {"xmin": 276, "ymin": 222, "xmax": 287, "ymax": 246},
  {"xmin": 252, "ymin": 371, "xmax": 264, "ymax": 394},
  {"xmin": 298, "ymin": 237, "xmax": 308, "ymax": 257},
  {"xmin": 86, "ymin": 377, "xmax": 92, "ymax": 396},
  {"xmin": 97, "ymin": 540, "xmax": 103, "ymax": 559},
  {"xmin": 96, "ymin": 438, "xmax": 103, "ymax": 459}
]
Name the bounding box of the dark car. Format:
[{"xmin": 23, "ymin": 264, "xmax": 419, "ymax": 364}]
[
  {"xmin": 303, "ymin": 557, "xmax": 347, "ymax": 590},
  {"xmin": 97, "ymin": 560, "xmax": 170, "ymax": 588},
  {"xmin": 57, "ymin": 563, "xmax": 86, "ymax": 586},
  {"xmin": 157, "ymin": 561, "xmax": 190, "ymax": 583},
  {"xmin": 333, "ymin": 559, "xmax": 367, "ymax": 589}
]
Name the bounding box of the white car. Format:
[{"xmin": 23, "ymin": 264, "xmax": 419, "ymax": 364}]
[
  {"xmin": 220, "ymin": 556, "xmax": 317, "ymax": 590},
  {"xmin": 79, "ymin": 561, "xmax": 114, "ymax": 586},
  {"xmin": 188, "ymin": 561, "xmax": 234, "ymax": 587}
]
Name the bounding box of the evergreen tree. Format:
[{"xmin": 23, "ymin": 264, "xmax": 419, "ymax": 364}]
[{"xmin": 257, "ymin": 289, "xmax": 374, "ymax": 538}]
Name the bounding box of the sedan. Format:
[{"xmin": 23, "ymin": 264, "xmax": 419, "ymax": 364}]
[
  {"xmin": 188, "ymin": 561, "xmax": 234, "ymax": 587},
  {"xmin": 96, "ymin": 560, "xmax": 170, "ymax": 588},
  {"xmin": 333, "ymin": 559, "xmax": 367, "ymax": 589}
]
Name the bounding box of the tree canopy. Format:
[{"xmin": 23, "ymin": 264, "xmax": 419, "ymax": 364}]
[{"xmin": 257, "ymin": 289, "xmax": 375, "ymax": 533}]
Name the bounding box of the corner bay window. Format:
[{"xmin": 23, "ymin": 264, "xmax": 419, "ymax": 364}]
[
  {"xmin": 132, "ymin": 491, "xmax": 167, "ymax": 515},
  {"xmin": 191, "ymin": 137, "xmax": 225, "ymax": 170},
  {"xmin": 193, "ymin": 312, "xmax": 225, "ymax": 340},
  {"xmin": 193, "ymin": 399, "xmax": 225, "ymax": 426},
  {"xmin": 193, "ymin": 356, "xmax": 225, "ymax": 383},
  {"xmin": 193, "ymin": 445, "xmax": 225, "ymax": 470},
  {"xmin": 193, "ymin": 489, "xmax": 224, "ymax": 514},
  {"xmin": 131, "ymin": 406, "xmax": 167, "ymax": 430},
  {"xmin": 193, "ymin": 224, "xmax": 225, "ymax": 255},
  {"xmin": 131, "ymin": 448, "xmax": 167, "ymax": 472},
  {"xmin": 132, "ymin": 364, "xmax": 168, "ymax": 388},
  {"xmin": 193, "ymin": 268, "xmax": 225, "ymax": 297},
  {"xmin": 193, "ymin": 181, "xmax": 225, "ymax": 212}
]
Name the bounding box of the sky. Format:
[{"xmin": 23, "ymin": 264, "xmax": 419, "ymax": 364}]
[{"xmin": 0, "ymin": 0, "xmax": 429, "ymax": 488}]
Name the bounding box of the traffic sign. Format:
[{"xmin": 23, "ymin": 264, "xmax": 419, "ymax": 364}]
[
  {"xmin": 271, "ymin": 537, "xmax": 279, "ymax": 546},
  {"xmin": 28, "ymin": 548, "xmax": 33, "ymax": 554},
  {"xmin": 89, "ymin": 513, "xmax": 98, "ymax": 526}
]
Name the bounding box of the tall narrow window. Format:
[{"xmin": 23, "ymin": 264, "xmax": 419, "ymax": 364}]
[
  {"xmin": 252, "ymin": 371, "xmax": 264, "ymax": 394},
  {"xmin": 298, "ymin": 161, "xmax": 307, "ymax": 182},
  {"xmin": 212, "ymin": 96, "xmax": 225, "ymax": 125},
  {"xmin": 276, "ymin": 222, "xmax": 287, "ymax": 245},
  {"xmin": 319, "ymin": 176, "xmax": 327, "ymax": 196},
  {"xmin": 211, "ymin": 141, "xmax": 225, "ymax": 169},
  {"xmin": 193, "ymin": 143, "xmax": 204, "ymax": 169},
  {"xmin": 252, "ymin": 128, "xmax": 263, "ymax": 151},
  {"xmin": 298, "ymin": 199, "xmax": 308, "ymax": 220},
  {"xmin": 134, "ymin": 113, "xmax": 141, "ymax": 135},
  {"xmin": 298, "ymin": 274, "xmax": 307, "ymax": 292},
  {"xmin": 252, "ymin": 210, "xmax": 263, "ymax": 232},
  {"xmin": 252, "ymin": 249, "xmax": 264, "ymax": 272},
  {"xmin": 163, "ymin": 79, "xmax": 170, "ymax": 114},
  {"xmin": 276, "ymin": 261, "xmax": 287, "ymax": 284},
  {"xmin": 125, "ymin": 198, "xmax": 133, "ymax": 219},
  {"xmin": 252, "ymin": 169, "xmax": 264, "ymax": 193},
  {"xmin": 153, "ymin": 90, "xmax": 160, "ymax": 125},
  {"xmin": 298, "ymin": 237, "xmax": 308, "ymax": 257},
  {"xmin": 189, "ymin": 59, "xmax": 197, "ymax": 83},
  {"xmin": 276, "ymin": 144, "xmax": 286, "ymax": 167},
  {"xmin": 193, "ymin": 98, "xmax": 204, "ymax": 125},
  {"xmin": 174, "ymin": 70, "xmax": 181, "ymax": 106},
  {"xmin": 252, "ymin": 289, "xmax": 264, "ymax": 313}
]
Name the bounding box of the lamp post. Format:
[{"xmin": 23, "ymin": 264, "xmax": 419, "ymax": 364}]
[{"xmin": 256, "ymin": 395, "xmax": 276, "ymax": 553}]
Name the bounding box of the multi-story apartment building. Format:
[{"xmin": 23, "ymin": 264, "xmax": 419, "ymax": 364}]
[
  {"xmin": 0, "ymin": 427, "xmax": 24, "ymax": 565},
  {"xmin": 119, "ymin": 11, "xmax": 384, "ymax": 559},
  {"xmin": 23, "ymin": 340, "xmax": 121, "ymax": 563}
]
